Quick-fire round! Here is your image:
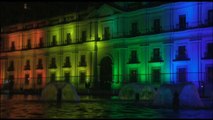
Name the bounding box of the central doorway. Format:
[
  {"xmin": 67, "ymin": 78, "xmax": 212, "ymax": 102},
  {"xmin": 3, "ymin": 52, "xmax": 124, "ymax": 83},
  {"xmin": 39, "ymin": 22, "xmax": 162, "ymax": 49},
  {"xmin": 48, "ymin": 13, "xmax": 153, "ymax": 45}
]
[{"xmin": 100, "ymin": 56, "xmax": 112, "ymax": 90}]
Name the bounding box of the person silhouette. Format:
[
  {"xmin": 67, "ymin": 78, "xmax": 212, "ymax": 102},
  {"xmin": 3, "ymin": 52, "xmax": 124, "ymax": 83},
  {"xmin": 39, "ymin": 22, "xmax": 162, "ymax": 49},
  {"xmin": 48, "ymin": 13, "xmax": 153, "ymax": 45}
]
[
  {"xmin": 8, "ymin": 79, "xmax": 14, "ymax": 96},
  {"xmin": 57, "ymin": 88, "xmax": 62, "ymax": 104},
  {"xmin": 173, "ymin": 91, "xmax": 179, "ymax": 112},
  {"xmin": 85, "ymin": 82, "xmax": 91, "ymax": 94}
]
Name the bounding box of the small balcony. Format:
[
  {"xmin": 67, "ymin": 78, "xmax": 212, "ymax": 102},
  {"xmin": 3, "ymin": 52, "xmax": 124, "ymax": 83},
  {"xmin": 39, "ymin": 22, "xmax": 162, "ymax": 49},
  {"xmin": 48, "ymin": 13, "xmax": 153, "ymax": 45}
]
[
  {"xmin": 10, "ymin": 46, "xmax": 15, "ymax": 51},
  {"xmin": 63, "ymin": 63, "xmax": 71, "ymax": 68},
  {"xmin": 79, "ymin": 61, "xmax": 86, "ymax": 67},
  {"xmin": 80, "ymin": 37, "xmax": 86, "ymax": 43},
  {"xmin": 152, "ymin": 26, "xmax": 162, "ymax": 33},
  {"xmin": 102, "ymin": 34, "xmax": 110, "ymax": 40},
  {"xmin": 49, "ymin": 64, "xmax": 57, "ymax": 69},
  {"xmin": 7, "ymin": 66, "xmax": 14, "ymax": 71},
  {"xmin": 36, "ymin": 65, "xmax": 43, "ymax": 69},
  {"xmin": 128, "ymin": 58, "xmax": 140, "ymax": 64},
  {"xmin": 34, "ymin": 43, "xmax": 44, "ymax": 48},
  {"xmin": 173, "ymin": 54, "xmax": 190, "ymax": 61},
  {"xmin": 22, "ymin": 45, "xmax": 31, "ymax": 50},
  {"xmin": 24, "ymin": 65, "xmax": 30, "ymax": 70},
  {"xmin": 176, "ymin": 23, "xmax": 188, "ymax": 30},
  {"xmin": 50, "ymin": 41, "xmax": 57, "ymax": 47},
  {"xmin": 149, "ymin": 56, "xmax": 163, "ymax": 63},
  {"xmin": 38, "ymin": 42, "xmax": 44, "ymax": 48},
  {"xmin": 63, "ymin": 39, "xmax": 72, "ymax": 45},
  {"xmin": 66, "ymin": 39, "xmax": 72, "ymax": 45},
  {"xmin": 130, "ymin": 30, "xmax": 140, "ymax": 37}
]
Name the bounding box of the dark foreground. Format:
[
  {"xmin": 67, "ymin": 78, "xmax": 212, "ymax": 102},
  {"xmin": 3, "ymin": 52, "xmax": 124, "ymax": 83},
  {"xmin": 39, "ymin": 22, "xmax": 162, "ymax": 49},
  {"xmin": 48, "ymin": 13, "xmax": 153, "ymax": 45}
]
[{"xmin": 0, "ymin": 94, "xmax": 212, "ymax": 119}]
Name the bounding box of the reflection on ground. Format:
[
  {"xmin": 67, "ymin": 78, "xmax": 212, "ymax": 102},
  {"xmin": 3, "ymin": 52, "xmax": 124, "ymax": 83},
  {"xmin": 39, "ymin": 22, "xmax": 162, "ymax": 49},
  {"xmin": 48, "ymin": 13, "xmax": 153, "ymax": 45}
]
[{"xmin": 0, "ymin": 95, "xmax": 212, "ymax": 119}]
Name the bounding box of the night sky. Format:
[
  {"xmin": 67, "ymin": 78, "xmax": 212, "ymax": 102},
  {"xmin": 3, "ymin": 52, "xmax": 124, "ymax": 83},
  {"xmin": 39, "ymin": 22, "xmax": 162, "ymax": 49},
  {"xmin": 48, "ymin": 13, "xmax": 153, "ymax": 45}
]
[
  {"xmin": 0, "ymin": 2, "xmax": 168, "ymax": 27},
  {"xmin": 0, "ymin": 2, "xmax": 102, "ymax": 27}
]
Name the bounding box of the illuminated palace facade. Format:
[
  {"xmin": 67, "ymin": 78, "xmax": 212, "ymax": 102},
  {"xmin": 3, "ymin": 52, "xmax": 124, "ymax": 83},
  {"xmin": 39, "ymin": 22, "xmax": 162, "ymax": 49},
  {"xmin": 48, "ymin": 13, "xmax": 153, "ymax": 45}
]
[{"xmin": 0, "ymin": 2, "xmax": 213, "ymax": 95}]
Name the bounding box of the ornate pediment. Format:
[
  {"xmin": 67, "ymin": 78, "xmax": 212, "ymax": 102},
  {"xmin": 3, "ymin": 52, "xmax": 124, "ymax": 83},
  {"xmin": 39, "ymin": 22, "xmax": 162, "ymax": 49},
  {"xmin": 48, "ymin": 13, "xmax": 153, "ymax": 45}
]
[{"xmin": 87, "ymin": 4, "xmax": 123, "ymax": 18}]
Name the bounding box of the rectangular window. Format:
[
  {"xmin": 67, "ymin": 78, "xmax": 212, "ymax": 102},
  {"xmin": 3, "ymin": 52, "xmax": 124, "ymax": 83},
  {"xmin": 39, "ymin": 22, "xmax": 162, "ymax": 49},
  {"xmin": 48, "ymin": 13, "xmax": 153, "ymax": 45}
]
[
  {"xmin": 39, "ymin": 37, "xmax": 43, "ymax": 48},
  {"xmin": 37, "ymin": 74, "xmax": 42, "ymax": 85},
  {"xmin": 25, "ymin": 60, "xmax": 30, "ymax": 70},
  {"xmin": 130, "ymin": 70, "xmax": 137, "ymax": 83},
  {"xmin": 52, "ymin": 58, "xmax": 56, "ymax": 64},
  {"xmin": 179, "ymin": 15, "xmax": 186, "ymax": 29},
  {"xmin": 179, "ymin": 46, "xmax": 186, "ymax": 56},
  {"xmin": 129, "ymin": 50, "xmax": 139, "ymax": 63},
  {"xmin": 131, "ymin": 22, "xmax": 139, "ymax": 35},
  {"xmin": 154, "ymin": 48, "xmax": 160, "ymax": 57},
  {"xmin": 175, "ymin": 46, "xmax": 189, "ymax": 60},
  {"xmin": 65, "ymin": 56, "xmax": 70, "ymax": 64},
  {"xmin": 25, "ymin": 74, "xmax": 30, "ymax": 85},
  {"xmin": 50, "ymin": 57, "xmax": 57, "ymax": 68},
  {"xmin": 80, "ymin": 72, "xmax": 86, "ymax": 84},
  {"xmin": 208, "ymin": 9, "xmax": 213, "ymax": 25},
  {"xmin": 52, "ymin": 35, "xmax": 57, "ymax": 46},
  {"xmin": 150, "ymin": 48, "xmax": 162, "ymax": 62},
  {"xmin": 27, "ymin": 60, "xmax": 30, "ymax": 66},
  {"xmin": 80, "ymin": 55, "xmax": 86, "ymax": 66},
  {"xmin": 152, "ymin": 69, "xmax": 161, "ymax": 83},
  {"xmin": 104, "ymin": 27, "xmax": 110, "ymax": 40},
  {"xmin": 132, "ymin": 50, "xmax": 137, "ymax": 59},
  {"xmin": 81, "ymin": 31, "xmax": 86, "ymax": 42},
  {"xmin": 37, "ymin": 59, "xmax": 43, "ymax": 69},
  {"xmin": 52, "ymin": 58, "xmax": 56, "ymax": 67},
  {"xmin": 205, "ymin": 43, "xmax": 213, "ymax": 59},
  {"xmin": 206, "ymin": 66, "xmax": 213, "ymax": 83},
  {"xmin": 63, "ymin": 56, "xmax": 71, "ymax": 67},
  {"xmin": 132, "ymin": 22, "xmax": 138, "ymax": 32},
  {"xmin": 8, "ymin": 61, "xmax": 14, "ymax": 71},
  {"xmin": 11, "ymin": 41, "xmax": 15, "ymax": 51},
  {"xmin": 177, "ymin": 68, "xmax": 187, "ymax": 83},
  {"xmin": 38, "ymin": 59, "xmax": 42, "ymax": 65},
  {"xmin": 27, "ymin": 39, "xmax": 31, "ymax": 49},
  {"xmin": 153, "ymin": 19, "xmax": 161, "ymax": 32}
]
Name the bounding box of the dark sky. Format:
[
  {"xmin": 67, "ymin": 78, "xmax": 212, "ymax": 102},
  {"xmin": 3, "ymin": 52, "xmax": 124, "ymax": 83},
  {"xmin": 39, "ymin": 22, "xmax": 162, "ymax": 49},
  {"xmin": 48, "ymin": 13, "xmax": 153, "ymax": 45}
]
[{"xmin": 0, "ymin": 2, "xmax": 101, "ymax": 27}]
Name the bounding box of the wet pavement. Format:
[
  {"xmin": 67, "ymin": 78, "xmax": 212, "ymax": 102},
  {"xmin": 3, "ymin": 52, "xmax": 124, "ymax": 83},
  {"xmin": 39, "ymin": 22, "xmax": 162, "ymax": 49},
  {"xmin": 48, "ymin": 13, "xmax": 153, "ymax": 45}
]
[{"xmin": 0, "ymin": 94, "xmax": 212, "ymax": 119}]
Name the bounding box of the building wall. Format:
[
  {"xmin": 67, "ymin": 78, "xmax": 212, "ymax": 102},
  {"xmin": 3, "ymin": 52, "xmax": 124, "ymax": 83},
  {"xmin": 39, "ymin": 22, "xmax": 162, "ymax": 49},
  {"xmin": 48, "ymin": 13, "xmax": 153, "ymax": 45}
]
[{"xmin": 0, "ymin": 2, "xmax": 212, "ymax": 94}]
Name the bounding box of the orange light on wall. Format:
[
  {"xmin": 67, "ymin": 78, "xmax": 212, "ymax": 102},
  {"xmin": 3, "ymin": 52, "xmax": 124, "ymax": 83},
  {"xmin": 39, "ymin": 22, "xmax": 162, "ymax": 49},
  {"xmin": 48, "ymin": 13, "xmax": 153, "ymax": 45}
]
[{"xmin": 0, "ymin": 66, "xmax": 2, "ymax": 89}]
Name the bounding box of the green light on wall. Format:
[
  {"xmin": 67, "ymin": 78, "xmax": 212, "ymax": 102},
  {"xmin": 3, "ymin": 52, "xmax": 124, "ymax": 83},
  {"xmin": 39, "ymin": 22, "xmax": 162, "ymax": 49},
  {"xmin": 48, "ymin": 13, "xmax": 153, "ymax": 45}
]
[{"xmin": 112, "ymin": 57, "xmax": 122, "ymax": 90}]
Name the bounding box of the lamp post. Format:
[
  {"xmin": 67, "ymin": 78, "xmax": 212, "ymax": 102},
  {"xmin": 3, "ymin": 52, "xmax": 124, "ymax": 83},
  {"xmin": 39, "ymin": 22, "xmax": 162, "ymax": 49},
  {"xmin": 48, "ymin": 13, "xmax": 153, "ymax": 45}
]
[
  {"xmin": 93, "ymin": 20, "xmax": 98, "ymax": 90},
  {"xmin": 200, "ymin": 80, "xmax": 205, "ymax": 97}
]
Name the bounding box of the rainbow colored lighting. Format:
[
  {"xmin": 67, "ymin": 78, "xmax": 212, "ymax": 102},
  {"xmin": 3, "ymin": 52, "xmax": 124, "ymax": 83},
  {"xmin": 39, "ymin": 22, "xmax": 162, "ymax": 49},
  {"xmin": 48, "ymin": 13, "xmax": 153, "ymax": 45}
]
[{"xmin": 0, "ymin": 2, "xmax": 212, "ymax": 97}]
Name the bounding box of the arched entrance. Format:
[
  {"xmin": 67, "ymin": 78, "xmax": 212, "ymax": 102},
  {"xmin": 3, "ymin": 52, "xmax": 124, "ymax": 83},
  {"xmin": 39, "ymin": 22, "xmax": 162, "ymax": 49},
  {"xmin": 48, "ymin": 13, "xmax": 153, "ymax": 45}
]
[{"xmin": 100, "ymin": 56, "xmax": 112, "ymax": 90}]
